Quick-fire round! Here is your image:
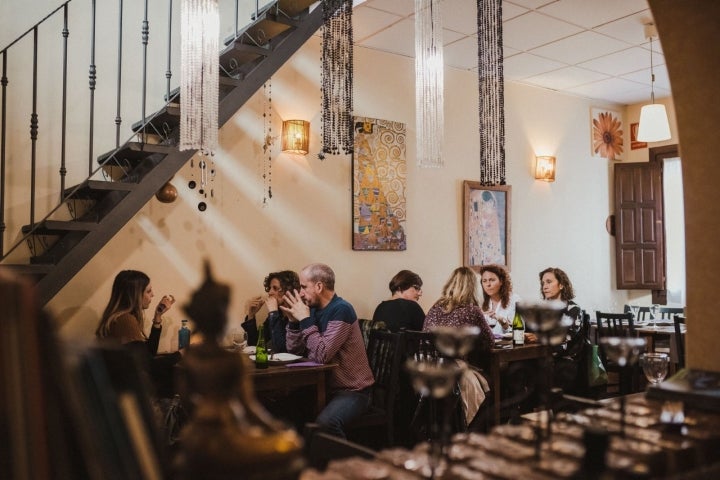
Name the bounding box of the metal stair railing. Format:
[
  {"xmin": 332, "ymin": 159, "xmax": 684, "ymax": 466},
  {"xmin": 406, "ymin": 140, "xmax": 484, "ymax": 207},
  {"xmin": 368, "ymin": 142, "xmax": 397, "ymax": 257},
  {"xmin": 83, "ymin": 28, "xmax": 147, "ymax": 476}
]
[{"xmin": 0, "ymin": 0, "xmax": 327, "ymax": 305}]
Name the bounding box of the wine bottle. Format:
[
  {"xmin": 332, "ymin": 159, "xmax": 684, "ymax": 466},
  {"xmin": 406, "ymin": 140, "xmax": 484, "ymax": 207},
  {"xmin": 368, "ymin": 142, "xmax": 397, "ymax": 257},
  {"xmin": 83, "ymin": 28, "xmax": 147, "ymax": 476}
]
[
  {"xmin": 255, "ymin": 323, "xmax": 268, "ymax": 369},
  {"xmin": 178, "ymin": 319, "xmax": 191, "ymax": 350},
  {"xmin": 512, "ymin": 311, "xmax": 525, "ymax": 346}
]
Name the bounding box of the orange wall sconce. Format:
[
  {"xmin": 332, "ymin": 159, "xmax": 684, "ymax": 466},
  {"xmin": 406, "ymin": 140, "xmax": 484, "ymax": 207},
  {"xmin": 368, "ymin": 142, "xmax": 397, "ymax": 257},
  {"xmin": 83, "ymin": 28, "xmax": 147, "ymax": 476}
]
[
  {"xmin": 535, "ymin": 155, "xmax": 556, "ymax": 182},
  {"xmin": 281, "ymin": 120, "xmax": 310, "ymax": 154}
]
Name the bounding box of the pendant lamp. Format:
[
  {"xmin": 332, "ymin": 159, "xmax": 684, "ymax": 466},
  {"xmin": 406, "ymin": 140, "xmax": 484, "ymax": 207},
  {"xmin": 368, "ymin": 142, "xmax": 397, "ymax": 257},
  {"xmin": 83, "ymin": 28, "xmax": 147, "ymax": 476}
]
[{"xmin": 636, "ymin": 23, "xmax": 671, "ymax": 143}]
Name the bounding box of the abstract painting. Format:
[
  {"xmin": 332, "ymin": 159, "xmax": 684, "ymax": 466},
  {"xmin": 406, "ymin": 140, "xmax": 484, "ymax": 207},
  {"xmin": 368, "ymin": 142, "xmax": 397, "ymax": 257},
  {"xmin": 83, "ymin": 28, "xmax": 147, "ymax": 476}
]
[{"xmin": 352, "ymin": 116, "xmax": 407, "ymax": 251}]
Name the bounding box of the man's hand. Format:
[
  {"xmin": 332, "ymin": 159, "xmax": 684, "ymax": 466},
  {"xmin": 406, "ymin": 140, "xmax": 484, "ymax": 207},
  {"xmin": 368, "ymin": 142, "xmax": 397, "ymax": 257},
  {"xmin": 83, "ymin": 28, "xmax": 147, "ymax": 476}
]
[{"xmin": 280, "ymin": 289, "xmax": 309, "ymax": 322}]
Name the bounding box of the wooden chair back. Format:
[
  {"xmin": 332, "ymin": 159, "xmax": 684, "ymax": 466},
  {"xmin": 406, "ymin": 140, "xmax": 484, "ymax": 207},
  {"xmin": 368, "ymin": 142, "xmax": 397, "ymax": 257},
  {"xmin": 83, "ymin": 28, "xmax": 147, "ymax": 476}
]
[{"xmin": 673, "ymin": 314, "xmax": 686, "ymax": 369}]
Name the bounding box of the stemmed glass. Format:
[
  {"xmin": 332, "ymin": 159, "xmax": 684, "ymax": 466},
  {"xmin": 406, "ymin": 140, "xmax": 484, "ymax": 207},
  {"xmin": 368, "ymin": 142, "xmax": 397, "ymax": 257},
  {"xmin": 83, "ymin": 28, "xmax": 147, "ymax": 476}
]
[
  {"xmin": 628, "ymin": 305, "xmax": 640, "ymax": 324},
  {"xmin": 514, "ymin": 300, "xmax": 569, "ymax": 457},
  {"xmin": 649, "ymin": 304, "xmax": 660, "ymax": 329},
  {"xmin": 598, "ymin": 337, "xmax": 647, "ymax": 436},
  {"xmin": 640, "ymin": 352, "xmax": 669, "ymax": 386}
]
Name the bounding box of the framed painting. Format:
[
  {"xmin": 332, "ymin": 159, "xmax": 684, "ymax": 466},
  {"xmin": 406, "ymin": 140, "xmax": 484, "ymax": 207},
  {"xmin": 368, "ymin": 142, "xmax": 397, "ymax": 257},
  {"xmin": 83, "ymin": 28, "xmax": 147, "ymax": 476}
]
[
  {"xmin": 463, "ymin": 181, "xmax": 511, "ymax": 270},
  {"xmin": 590, "ymin": 107, "xmax": 624, "ymax": 161},
  {"xmin": 352, "ymin": 116, "xmax": 407, "ymax": 250}
]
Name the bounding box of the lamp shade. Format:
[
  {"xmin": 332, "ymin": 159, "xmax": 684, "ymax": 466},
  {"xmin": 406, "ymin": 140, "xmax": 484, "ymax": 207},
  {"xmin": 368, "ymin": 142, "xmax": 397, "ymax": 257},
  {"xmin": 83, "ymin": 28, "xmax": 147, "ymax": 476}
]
[
  {"xmin": 282, "ymin": 120, "xmax": 310, "ymax": 154},
  {"xmin": 637, "ymin": 104, "xmax": 671, "ymax": 142},
  {"xmin": 535, "ymin": 155, "xmax": 556, "ymax": 182}
]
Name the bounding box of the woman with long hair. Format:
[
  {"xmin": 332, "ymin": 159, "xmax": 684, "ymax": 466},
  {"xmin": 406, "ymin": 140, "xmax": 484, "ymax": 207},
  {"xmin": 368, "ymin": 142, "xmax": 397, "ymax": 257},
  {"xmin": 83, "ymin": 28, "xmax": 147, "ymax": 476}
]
[
  {"xmin": 96, "ymin": 270, "xmax": 182, "ymax": 396},
  {"xmin": 423, "ymin": 266, "xmax": 494, "ymax": 353},
  {"xmin": 479, "ymin": 264, "xmax": 521, "ymax": 335},
  {"xmin": 539, "ymin": 267, "xmax": 585, "ymax": 394}
]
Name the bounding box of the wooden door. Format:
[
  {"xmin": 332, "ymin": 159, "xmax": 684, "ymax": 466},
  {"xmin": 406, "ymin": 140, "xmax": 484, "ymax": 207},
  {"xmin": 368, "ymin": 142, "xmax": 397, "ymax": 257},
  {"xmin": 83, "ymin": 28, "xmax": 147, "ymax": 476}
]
[{"xmin": 614, "ymin": 162, "xmax": 665, "ymax": 290}]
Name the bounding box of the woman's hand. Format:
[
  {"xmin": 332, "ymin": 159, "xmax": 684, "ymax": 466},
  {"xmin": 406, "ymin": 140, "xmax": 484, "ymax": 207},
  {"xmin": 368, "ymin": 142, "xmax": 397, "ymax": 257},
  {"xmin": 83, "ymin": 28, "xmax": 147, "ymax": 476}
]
[
  {"xmin": 245, "ymin": 296, "xmax": 264, "ymax": 318},
  {"xmin": 155, "ymin": 294, "xmax": 175, "ymax": 316},
  {"xmin": 265, "ymin": 295, "xmax": 279, "ymax": 313}
]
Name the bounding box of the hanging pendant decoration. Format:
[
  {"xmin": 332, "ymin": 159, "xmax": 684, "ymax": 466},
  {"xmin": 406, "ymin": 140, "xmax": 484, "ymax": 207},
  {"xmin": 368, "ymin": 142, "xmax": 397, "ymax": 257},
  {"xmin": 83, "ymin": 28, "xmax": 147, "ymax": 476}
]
[
  {"xmin": 262, "ymin": 80, "xmax": 274, "ymax": 206},
  {"xmin": 415, "ymin": 0, "xmax": 444, "ymax": 168},
  {"xmin": 321, "ymin": 0, "xmax": 353, "ymax": 156},
  {"xmin": 180, "ymin": 0, "xmax": 219, "ymax": 156},
  {"xmin": 477, "ymin": 0, "xmax": 505, "ymax": 185}
]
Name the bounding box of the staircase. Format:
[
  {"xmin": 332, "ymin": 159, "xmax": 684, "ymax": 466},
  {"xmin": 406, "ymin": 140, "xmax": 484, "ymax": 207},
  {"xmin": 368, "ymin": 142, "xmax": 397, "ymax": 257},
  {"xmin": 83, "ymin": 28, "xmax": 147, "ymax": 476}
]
[{"xmin": 1, "ymin": 0, "xmax": 327, "ymax": 305}]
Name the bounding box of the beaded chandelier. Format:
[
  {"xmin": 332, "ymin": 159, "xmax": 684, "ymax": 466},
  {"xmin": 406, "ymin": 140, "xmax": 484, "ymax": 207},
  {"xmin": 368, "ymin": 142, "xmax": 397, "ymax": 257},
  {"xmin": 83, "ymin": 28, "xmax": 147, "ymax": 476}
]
[
  {"xmin": 477, "ymin": 0, "xmax": 505, "ymax": 185},
  {"xmin": 415, "ymin": 0, "xmax": 444, "ymax": 168},
  {"xmin": 180, "ymin": 0, "xmax": 219, "ymax": 156},
  {"xmin": 321, "ymin": 0, "xmax": 354, "ymax": 156}
]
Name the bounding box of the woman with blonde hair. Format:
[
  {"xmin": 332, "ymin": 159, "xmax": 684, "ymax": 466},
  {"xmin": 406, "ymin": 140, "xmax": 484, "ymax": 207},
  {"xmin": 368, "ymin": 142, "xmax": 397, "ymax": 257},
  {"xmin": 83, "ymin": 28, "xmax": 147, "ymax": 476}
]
[{"xmin": 423, "ymin": 266, "xmax": 493, "ymax": 353}]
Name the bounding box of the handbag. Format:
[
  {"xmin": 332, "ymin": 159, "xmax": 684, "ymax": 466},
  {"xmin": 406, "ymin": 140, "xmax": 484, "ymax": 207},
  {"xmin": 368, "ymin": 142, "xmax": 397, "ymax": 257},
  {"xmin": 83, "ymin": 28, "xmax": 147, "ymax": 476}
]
[{"xmin": 587, "ymin": 344, "xmax": 608, "ymax": 387}]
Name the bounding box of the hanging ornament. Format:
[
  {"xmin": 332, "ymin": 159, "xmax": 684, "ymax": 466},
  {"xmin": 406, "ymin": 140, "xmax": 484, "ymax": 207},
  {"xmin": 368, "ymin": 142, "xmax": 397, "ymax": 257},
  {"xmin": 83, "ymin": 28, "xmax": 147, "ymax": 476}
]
[
  {"xmin": 156, "ymin": 180, "xmax": 178, "ymax": 203},
  {"xmin": 415, "ymin": 0, "xmax": 444, "ymax": 168},
  {"xmin": 477, "ymin": 0, "xmax": 505, "ymax": 185},
  {"xmin": 261, "ymin": 80, "xmax": 275, "ymax": 206},
  {"xmin": 180, "ymin": 0, "xmax": 219, "ymax": 155},
  {"xmin": 321, "ymin": 0, "xmax": 353, "ymax": 156}
]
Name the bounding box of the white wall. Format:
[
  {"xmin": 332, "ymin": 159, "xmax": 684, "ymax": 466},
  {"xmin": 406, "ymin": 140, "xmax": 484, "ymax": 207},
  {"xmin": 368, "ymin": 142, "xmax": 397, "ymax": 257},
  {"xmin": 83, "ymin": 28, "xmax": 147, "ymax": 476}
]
[{"xmin": 41, "ymin": 35, "xmax": 643, "ymax": 351}]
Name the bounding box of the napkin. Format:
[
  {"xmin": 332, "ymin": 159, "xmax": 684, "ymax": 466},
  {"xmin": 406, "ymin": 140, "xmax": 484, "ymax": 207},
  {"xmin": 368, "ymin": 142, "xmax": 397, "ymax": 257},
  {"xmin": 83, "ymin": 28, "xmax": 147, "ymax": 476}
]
[{"xmin": 286, "ymin": 361, "xmax": 323, "ymax": 368}]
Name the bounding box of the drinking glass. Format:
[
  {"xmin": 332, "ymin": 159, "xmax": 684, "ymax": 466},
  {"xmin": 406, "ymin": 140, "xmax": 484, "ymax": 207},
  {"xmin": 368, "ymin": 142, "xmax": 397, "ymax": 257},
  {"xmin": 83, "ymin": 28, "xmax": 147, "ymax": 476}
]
[
  {"xmin": 230, "ymin": 328, "xmax": 247, "ymax": 350},
  {"xmin": 649, "ymin": 304, "xmax": 660, "ymax": 329},
  {"xmin": 641, "ymin": 352, "xmax": 669, "ymax": 385},
  {"xmin": 629, "ymin": 305, "xmax": 640, "ymax": 323}
]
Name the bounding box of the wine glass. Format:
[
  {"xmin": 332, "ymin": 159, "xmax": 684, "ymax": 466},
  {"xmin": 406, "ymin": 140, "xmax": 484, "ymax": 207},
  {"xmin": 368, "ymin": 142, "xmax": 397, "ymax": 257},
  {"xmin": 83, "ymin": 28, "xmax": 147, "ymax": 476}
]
[
  {"xmin": 649, "ymin": 304, "xmax": 660, "ymax": 329},
  {"xmin": 641, "ymin": 352, "xmax": 669, "ymax": 386},
  {"xmin": 431, "ymin": 326, "xmax": 480, "ymax": 358},
  {"xmin": 628, "ymin": 305, "xmax": 640, "ymax": 324},
  {"xmin": 229, "ymin": 328, "xmax": 247, "ymax": 351},
  {"xmin": 598, "ymin": 337, "xmax": 647, "ymax": 436}
]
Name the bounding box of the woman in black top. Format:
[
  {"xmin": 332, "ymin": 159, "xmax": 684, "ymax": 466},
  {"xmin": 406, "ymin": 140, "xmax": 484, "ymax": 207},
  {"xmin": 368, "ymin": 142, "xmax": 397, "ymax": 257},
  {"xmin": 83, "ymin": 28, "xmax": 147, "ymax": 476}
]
[{"xmin": 372, "ymin": 270, "xmax": 425, "ymax": 332}]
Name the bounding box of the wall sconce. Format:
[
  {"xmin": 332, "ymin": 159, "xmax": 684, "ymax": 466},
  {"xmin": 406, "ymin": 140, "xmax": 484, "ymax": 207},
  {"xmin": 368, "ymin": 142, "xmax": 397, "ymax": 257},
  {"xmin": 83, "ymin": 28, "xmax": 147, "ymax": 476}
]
[
  {"xmin": 535, "ymin": 155, "xmax": 556, "ymax": 182},
  {"xmin": 281, "ymin": 120, "xmax": 310, "ymax": 155}
]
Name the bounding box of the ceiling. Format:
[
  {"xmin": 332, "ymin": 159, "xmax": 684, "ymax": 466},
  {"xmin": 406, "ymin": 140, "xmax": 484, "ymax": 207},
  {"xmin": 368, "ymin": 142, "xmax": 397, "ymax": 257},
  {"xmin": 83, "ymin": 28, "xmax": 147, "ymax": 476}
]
[{"xmin": 349, "ymin": 0, "xmax": 669, "ymax": 106}]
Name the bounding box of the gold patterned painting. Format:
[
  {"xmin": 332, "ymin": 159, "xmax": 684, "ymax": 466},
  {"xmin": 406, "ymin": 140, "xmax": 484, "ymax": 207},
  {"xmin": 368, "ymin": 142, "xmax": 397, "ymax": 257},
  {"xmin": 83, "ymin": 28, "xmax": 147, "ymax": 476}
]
[
  {"xmin": 352, "ymin": 116, "xmax": 407, "ymax": 251},
  {"xmin": 463, "ymin": 182, "xmax": 511, "ymax": 270}
]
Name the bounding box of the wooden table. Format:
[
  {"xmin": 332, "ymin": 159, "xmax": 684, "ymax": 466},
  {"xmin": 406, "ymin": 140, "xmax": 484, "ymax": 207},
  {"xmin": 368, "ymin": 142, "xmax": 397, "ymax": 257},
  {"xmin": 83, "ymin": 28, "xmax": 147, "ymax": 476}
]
[
  {"xmin": 635, "ymin": 324, "xmax": 685, "ymax": 363},
  {"xmin": 489, "ymin": 342, "xmax": 551, "ymax": 425},
  {"xmin": 251, "ymin": 362, "xmax": 337, "ymax": 415}
]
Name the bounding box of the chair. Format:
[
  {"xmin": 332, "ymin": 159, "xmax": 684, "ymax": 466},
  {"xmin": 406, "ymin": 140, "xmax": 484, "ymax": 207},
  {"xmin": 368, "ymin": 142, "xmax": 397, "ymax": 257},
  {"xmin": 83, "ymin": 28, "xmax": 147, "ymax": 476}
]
[
  {"xmin": 345, "ymin": 329, "xmax": 403, "ymax": 447},
  {"xmin": 304, "ymin": 423, "xmax": 376, "ymax": 470},
  {"xmin": 673, "ymin": 314, "xmax": 686, "ymax": 369},
  {"xmin": 595, "ymin": 311, "xmax": 637, "ymax": 394},
  {"xmin": 624, "ymin": 305, "xmax": 685, "ymax": 322},
  {"xmin": 358, "ymin": 318, "xmax": 387, "ymax": 349}
]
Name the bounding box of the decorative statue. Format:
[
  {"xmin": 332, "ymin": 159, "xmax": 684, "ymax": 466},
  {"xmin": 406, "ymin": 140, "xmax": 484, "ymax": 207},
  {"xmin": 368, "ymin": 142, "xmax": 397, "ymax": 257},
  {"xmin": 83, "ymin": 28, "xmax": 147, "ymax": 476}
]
[{"xmin": 174, "ymin": 261, "xmax": 304, "ymax": 480}]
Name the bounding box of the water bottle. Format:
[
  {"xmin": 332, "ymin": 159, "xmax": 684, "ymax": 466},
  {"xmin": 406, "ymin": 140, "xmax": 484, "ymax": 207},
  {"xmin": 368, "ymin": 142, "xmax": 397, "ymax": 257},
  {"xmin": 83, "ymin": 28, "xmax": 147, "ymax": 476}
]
[
  {"xmin": 178, "ymin": 319, "xmax": 190, "ymax": 350},
  {"xmin": 255, "ymin": 323, "xmax": 268, "ymax": 369}
]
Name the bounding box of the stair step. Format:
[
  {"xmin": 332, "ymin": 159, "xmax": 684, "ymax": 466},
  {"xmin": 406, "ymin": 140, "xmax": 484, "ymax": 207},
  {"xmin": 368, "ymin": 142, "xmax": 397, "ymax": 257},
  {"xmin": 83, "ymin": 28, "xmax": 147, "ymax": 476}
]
[
  {"xmin": 97, "ymin": 142, "xmax": 175, "ymax": 167},
  {"xmin": 220, "ymin": 42, "xmax": 271, "ymax": 76},
  {"xmin": 236, "ymin": 15, "xmax": 293, "ymax": 47},
  {"xmin": 131, "ymin": 105, "xmax": 181, "ymax": 134},
  {"xmin": 64, "ymin": 180, "xmax": 137, "ymax": 200},
  {"xmin": 277, "ymin": 0, "xmax": 317, "ymax": 18},
  {"xmin": 21, "ymin": 220, "xmax": 98, "ymax": 235},
  {"xmin": 0, "ymin": 264, "xmax": 55, "ymax": 280}
]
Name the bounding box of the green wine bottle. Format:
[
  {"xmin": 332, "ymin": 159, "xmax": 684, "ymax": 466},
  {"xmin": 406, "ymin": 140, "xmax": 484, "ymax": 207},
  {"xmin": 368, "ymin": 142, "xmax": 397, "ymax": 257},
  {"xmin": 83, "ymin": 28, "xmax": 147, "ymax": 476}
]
[
  {"xmin": 512, "ymin": 311, "xmax": 525, "ymax": 346},
  {"xmin": 255, "ymin": 323, "xmax": 268, "ymax": 369}
]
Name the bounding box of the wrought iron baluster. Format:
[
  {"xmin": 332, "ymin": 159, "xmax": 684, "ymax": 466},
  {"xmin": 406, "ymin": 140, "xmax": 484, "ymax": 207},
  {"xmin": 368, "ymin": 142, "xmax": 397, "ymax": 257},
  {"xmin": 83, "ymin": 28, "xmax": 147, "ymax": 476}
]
[
  {"xmin": 60, "ymin": 4, "xmax": 69, "ymax": 200},
  {"xmin": 141, "ymin": 0, "xmax": 149, "ymax": 145},
  {"xmin": 88, "ymin": 0, "xmax": 97, "ymax": 175},
  {"xmin": 115, "ymin": 0, "xmax": 124, "ymax": 148}
]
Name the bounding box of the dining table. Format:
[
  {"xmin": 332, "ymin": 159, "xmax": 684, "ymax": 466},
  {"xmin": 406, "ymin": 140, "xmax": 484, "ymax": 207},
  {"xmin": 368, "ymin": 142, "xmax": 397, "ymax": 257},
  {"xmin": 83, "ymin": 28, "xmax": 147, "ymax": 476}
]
[
  {"xmin": 250, "ymin": 360, "xmax": 338, "ymax": 415},
  {"xmin": 488, "ymin": 341, "xmax": 551, "ymax": 425}
]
